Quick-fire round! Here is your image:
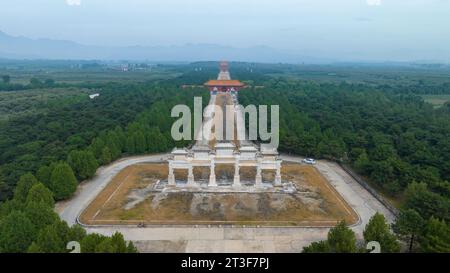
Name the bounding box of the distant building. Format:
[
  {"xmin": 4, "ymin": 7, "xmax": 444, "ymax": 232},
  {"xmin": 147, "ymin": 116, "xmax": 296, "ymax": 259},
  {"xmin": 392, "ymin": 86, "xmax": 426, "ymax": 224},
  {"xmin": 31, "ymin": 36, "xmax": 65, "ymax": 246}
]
[
  {"xmin": 204, "ymin": 61, "xmax": 245, "ymax": 95},
  {"xmin": 89, "ymin": 93, "xmax": 100, "ymax": 99}
]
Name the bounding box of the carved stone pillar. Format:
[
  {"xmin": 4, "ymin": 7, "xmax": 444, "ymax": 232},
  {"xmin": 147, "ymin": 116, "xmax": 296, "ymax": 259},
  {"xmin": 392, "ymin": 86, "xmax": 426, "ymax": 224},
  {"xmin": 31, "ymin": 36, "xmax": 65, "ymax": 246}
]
[
  {"xmin": 274, "ymin": 162, "xmax": 282, "ymax": 187},
  {"xmin": 168, "ymin": 164, "xmax": 175, "ymax": 187},
  {"xmin": 209, "ymin": 160, "xmax": 217, "ymax": 187},
  {"xmin": 233, "ymin": 160, "xmax": 241, "ymax": 187},
  {"xmin": 187, "ymin": 166, "xmax": 195, "ymax": 186},
  {"xmin": 255, "ymin": 165, "xmax": 262, "ymax": 187}
]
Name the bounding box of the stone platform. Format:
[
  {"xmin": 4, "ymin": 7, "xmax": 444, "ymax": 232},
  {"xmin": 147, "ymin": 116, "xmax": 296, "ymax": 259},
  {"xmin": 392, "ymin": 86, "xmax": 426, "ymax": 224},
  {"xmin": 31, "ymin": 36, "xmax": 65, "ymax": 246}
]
[{"xmin": 155, "ymin": 179, "xmax": 297, "ymax": 194}]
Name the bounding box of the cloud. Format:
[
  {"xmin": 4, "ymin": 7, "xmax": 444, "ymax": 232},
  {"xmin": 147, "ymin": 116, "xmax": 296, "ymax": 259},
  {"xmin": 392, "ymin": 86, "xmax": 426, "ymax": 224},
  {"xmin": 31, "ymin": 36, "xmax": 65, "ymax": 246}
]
[
  {"xmin": 366, "ymin": 0, "xmax": 381, "ymax": 6},
  {"xmin": 66, "ymin": 0, "xmax": 81, "ymax": 6}
]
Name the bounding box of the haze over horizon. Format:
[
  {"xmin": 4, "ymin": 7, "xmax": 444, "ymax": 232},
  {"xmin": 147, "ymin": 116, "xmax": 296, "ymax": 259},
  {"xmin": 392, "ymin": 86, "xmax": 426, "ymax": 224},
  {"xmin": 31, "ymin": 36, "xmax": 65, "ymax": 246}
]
[{"xmin": 1, "ymin": 0, "xmax": 450, "ymax": 62}]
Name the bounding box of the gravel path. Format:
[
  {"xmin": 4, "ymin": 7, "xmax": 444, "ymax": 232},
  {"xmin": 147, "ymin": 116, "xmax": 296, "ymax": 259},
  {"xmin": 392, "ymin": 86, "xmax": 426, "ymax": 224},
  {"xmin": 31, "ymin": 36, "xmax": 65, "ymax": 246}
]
[
  {"xmin": 57, "ymin": 154, "xmax": 395, "ymax": 252},
  {"xmin": 57, "ymin": 154, "xmax": 169, "ymax": 225}
]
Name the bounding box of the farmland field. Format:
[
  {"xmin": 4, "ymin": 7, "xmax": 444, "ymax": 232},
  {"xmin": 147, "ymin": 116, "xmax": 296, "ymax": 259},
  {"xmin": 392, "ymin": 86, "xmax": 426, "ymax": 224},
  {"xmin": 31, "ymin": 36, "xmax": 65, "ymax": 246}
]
[{"xmin": 421, "ymin": 94, "xmax": 450, "ymax": 108}]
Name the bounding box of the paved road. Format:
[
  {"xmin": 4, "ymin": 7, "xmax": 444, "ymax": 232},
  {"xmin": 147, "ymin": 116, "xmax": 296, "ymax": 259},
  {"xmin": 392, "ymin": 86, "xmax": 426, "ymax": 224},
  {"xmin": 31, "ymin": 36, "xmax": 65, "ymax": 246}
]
[
  {"xmin": 57, "ymin": 154, "xmax": 395, "ymax": 253},
  {"xmin": 57, "ymin": 154, "xmax": 169, "ymax": 226}
]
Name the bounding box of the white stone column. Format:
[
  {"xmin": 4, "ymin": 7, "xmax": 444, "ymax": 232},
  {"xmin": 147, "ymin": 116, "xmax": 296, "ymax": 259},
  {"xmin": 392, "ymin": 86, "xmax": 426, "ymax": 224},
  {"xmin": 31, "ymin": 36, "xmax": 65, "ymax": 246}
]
[
  {"xmin": 274, "ymin": 162, "xmax": 282, "ymax": 187},
  {"xmin": 233, "ymin": 161, "xmax": 241, "ymax": 187},
  {"xmin": 168, "ymin": 164, "xmax": 176, "ymax": 187},
  {"xmin": 187, "ymin": 166, "xmax": 195, "ymax": 187},
  {"xmin": 209, "ymin": 160, "xmax": 217, "ymax": 187},
  {"xmin": 255, "ymin": 165, "xmax": 262, "ymax": 187}
]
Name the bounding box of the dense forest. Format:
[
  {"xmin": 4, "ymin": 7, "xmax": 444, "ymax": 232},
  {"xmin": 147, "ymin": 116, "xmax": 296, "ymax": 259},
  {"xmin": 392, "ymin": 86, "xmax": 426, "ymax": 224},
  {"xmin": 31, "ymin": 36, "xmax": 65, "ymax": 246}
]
[
  {"xmin": 0, "ymin": 68, "xmax": 206, "ymax": 252},
  {"xmin": 0, "ymin": 81, "xmax": 206, "ymax": 200},
  {"xmin": 0, "ymin": 61, "xmax": 449, "ymax": 252},
  {"xmin": 239, "ymin": 77, "xmax": 450, "ymax": 252}
]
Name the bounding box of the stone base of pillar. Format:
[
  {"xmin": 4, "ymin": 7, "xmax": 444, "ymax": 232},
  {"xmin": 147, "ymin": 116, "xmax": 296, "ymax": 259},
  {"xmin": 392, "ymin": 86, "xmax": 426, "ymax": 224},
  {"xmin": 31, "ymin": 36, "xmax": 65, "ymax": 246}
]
[
  {"xmin": 208, "ymin": 175, "xmax": 217, "ymax": 187},
  {"xmin": 168, "ymin": 174, "xmax": 176, "ymax": 187},
  {"xmin": 255, "ymin": 174, "xmax": 263, "ymax": 187},
  {"xmin": 187, "ymin": 175, "xmax": 195, "ymax": 187},
  {"xmin": 274, "ymin": 175, "xmax": 282, "ymax": 187},
  {"xmin": 233, "ymin": 176, "xmax": 241, "ymax": 187}
]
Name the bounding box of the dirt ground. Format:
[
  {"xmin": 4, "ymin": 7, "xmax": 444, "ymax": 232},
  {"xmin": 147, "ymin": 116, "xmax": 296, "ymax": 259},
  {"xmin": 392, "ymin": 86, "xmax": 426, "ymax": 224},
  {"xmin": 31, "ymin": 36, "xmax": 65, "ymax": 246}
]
[{"xmin": 79, "ymin": 162, "xmax": 358, "ymax": 226}]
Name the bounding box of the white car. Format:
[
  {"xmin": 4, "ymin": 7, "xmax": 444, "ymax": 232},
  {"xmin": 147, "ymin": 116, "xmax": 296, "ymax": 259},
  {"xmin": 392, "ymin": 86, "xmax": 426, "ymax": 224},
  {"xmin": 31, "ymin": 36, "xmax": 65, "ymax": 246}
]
[{"xmin": 302, "ymin": 158, "xmax": 316, "ymax": 165}]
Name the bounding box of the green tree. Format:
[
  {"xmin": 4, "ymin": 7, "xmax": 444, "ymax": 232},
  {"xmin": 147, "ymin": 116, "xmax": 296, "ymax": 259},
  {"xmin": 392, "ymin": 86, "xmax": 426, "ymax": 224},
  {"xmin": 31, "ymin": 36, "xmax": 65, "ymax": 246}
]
[
  {"xmin": 100, "ymin": 146, "xmax": 112, "ymax": 165},
  {"xmin": 126, "ymin": 241, "xmax": 138, "ymax": 253},
  {"xmin": 105, "ymin": 131, "xmax": 122, "ymax": 159},
  {"xmin": 302, "ymin": 240, "xmax": 330, "ymax": 253},
  {"xmin": 126, "ymin": 135, "xmax": 136, "ymax": 154},
  {"xmin": 36, "ymin": 165, "xmax": 54, "ymax": 188},
  {"xmin": 49, "ymin": 162, "xmax": 78, "ymax": 200},
  {"xmin": 114, "ymin": 126, "xmax": 127, "ymax": 151},
  {"xmin": 0, "ymin": 199, "xmax": 24, "ymax": 220},
  {"xmin": 302, "ymin": 220, "xmax": 357, "ymax": 253},
  {"xmin": 90, "ymin": 137, "xmax": 105, "ymax": 160},
  {"xmin": 30, "ymin": 224, "xmax": 65, "ymax": 253},
  {"xmin": 24, "ymin": 202, "xmax": 58, "ymax": 230},
  {"xmin": 44, "ymin": 78, "xmax": 55, "ymax": 86},
  {"xmin": 67, "ymin": 150, "xmax": 98, "ymax": 180},
  {"xmin": 95, "ymin": 238, "xmax": 116, "ymax": 253},
  {"xmin": 0, "ymin": 211, "xmax": 36, "ymax": 252},
  {"xmin": 80, "ymin": 232, "xmax": 137, "ymax": 253},
  {"xmin": 80, "ymin": 233, "xmax": 106, "ymax": 253},
  {"xmin": 363, "ymin": 213, "xmax": 400, "ymax": 253},
  {"xmin": 50, "ymin": 219, "xmax": 75, "ymax": 245},
  {"xmin": 134, "ymin": 131, "xmax": 147, "ymax": 154},
  {"xmin": 69, "ymin": 224, "xmax": 87, "ymax": 243},
  {"xmin": 393, "ymin": 209, "xmax": 425, "ymax": 252},
  {"xmin": 25, "ymin": 183, "xmax": 54, "ymax": 207},
  {"xmin": 0, "ymin": 180, "xmax": 9, "ymax": 202},
  {"xmin": 404, "ymin": 182, "xmax": 449, "ymax": 221},
  {"xmin": 13, "ymin": 173, "xmax": 39, "ymax": 203},
  {"xmin": 27, "ymin": 242, "xmax": 41, "ymax": 253},
  {"xmin": 29, "ymin": 78, "xmax": 43, "ymax": 88},
  {"xmin": 354, "ymin": 151, "xmax": 370, "ymax": 174},
  {"xmin": 2, "ymin": 75, "xmax": 10, "ymax": 84},
  {"xmin": 327, "ymin": 220, "xmax": 358, "ymax": 253},
  {"xmin": 420, "ymin": 217, "xmax": 450, "ymax": 253},
  {"xmin": 111, "ymin": 232, "xmax": 128, "ymax": 252}
]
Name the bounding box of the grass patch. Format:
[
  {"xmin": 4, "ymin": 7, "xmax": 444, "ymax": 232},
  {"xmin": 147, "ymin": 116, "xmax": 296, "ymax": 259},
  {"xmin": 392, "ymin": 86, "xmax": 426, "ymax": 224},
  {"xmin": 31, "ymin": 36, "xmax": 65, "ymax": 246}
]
[{"xmin": 421, "ymin": 94, "xmax": 450, "ymax": 109}]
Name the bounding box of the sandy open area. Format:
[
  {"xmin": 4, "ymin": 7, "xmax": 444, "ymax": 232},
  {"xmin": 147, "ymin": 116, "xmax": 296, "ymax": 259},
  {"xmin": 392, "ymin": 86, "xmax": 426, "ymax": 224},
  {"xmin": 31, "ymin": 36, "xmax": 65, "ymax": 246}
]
[
  {"xmin": 79, "ymin": 163, "xmax": 357, "ymax": 226},
  {"xmin": 58, "ymin": 154, "xmax": 395, "ymax": 252}
]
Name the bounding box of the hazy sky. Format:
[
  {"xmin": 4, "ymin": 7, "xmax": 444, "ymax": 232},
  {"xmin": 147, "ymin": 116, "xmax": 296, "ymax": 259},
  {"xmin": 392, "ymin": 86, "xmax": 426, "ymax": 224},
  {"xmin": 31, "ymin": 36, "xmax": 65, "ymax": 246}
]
[{"xmin": 1, "ymin": 0, "xmax": 450, "ymax": 61}]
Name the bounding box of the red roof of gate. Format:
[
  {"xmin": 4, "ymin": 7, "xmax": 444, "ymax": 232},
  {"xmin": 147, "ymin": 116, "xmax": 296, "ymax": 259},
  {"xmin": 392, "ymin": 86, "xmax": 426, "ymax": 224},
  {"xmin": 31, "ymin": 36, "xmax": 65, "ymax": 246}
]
[{"xmin": 204, "ymin": 80, "xmax": 245, "ymax": 87}]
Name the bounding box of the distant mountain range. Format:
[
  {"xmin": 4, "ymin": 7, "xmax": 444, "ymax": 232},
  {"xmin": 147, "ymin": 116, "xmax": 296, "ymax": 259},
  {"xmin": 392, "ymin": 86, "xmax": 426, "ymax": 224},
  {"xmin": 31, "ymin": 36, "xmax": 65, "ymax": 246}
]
[{"xmin": 0, "ymin": 30, "xmax": 335, "ymax": 63}]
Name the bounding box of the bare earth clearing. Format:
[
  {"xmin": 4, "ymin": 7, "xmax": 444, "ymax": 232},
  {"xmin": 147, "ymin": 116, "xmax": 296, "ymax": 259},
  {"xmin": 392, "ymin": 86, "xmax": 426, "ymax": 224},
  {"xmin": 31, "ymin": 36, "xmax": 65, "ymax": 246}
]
[
  {"xmin": 79, "ymin": 163, "xmax": 357, "ymax": 226},
  {"xmin": 58, "ymin": 154, "xmax": 395, "ymax": 252}
]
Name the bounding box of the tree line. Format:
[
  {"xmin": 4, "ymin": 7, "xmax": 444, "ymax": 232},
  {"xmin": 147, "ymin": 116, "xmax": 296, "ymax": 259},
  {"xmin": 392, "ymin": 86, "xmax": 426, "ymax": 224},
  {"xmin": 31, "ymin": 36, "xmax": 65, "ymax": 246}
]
[
  {"xmin": 0, "ymin": 172, "xmax": 137, "ymax": 252},
  {"xmin": 0, "ymin": 79, "xmax": 206, "ymax": 253},
  {"xmin": 240, "ymin": 79, "xmax": 449, "ymax": 252},
  {"xmin": 0, "ymin": 81, "xmax": 203, "ymax": 200},
  {"xmin": 302, "ymin": 212, "xmax": 449, "ymax": 253}
]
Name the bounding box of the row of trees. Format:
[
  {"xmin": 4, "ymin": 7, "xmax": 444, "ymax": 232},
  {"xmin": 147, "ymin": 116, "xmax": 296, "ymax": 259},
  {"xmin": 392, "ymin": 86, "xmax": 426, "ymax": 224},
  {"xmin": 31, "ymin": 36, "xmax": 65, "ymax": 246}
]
[
  {"xmin": 303, "ymin": 214, "xmax": 400, "ymax": 253},
  {"xmin": 0, "ymin": 82, "xmax": 199, "ymax": 201},
  {"xmin": 241, "ymin": 82, "xmax": 449, "ymax": 197},
  {"xmin": 40, "ymin": 86, "xmax": 203, "ymax": 199},
  {"xmin": 0, "ymin": 75, "xmax": 58, "ymax": 91},
  {"xmin": 0, "ymin": 172, "xmax": 137, "ymax": 253},
  {"xmin": 303, "ymin": 212, "xmax": 449, "ymax": 253},
  {"xmin": 0, "ymin": 81, "xmax": 207, "ymax": 252},
  {"xmin": 240, "ymin": 79, "xmax": 449, "ymax": 252}
]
